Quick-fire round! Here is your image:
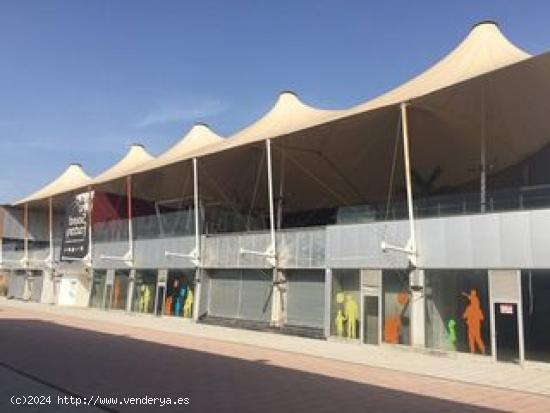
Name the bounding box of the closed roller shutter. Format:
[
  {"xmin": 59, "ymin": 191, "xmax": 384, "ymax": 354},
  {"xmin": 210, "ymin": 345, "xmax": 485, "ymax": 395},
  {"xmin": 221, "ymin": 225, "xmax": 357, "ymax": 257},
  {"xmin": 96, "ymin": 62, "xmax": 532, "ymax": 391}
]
[
  {"xmin": 239, "ymin": 270, "xmax": 272, "ymax": 322},
  {"xmin": 208, "ymin": 270, "xmax": 240, "ymax": 318},
  {"xmin": 30, "ymin": 274, "xmax": 43, "ymax": 302},
  {"xmin": 286, "ymin": 270, "xmax": 325, "ymax": 329},
  {"xmin": 8, "ymin": 272, "xmax": 25, "ymax": 299},
  {"xmin": 207, "ymin": 269, "xmax": 273, "ymax": 322}
]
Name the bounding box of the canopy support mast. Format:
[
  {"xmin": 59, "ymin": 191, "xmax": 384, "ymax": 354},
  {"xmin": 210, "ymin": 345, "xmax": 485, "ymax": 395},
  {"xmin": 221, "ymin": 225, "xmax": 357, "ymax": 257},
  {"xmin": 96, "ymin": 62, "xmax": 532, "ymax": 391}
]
[
  {"xmin": 267, "ymin": 138, "xmax": 276, "ymax": 264},
  {"xmin": 239, "ymin": 139, "xmax": 277, "ymax": 266},
  {"xmin": 87, "ymin": 186, "xmax": 94, "ymax": 268},
  {"xmin": 23, "ymin": 202, "xmax": 29, "ymax": 268},
  {"xmin": 381, "ymin": 102, "xmax": 417, "ymax": 265},
  {"xmin": 164, "ymin": 158, "xmax": 201, "ymax": 266},
  {"xmin": 47, "ymin": 197, "xmax": 53, "ymax": 268},
  {"xmin": 99, "ymin": 177, "xmax": 133, "ymax": 266}
]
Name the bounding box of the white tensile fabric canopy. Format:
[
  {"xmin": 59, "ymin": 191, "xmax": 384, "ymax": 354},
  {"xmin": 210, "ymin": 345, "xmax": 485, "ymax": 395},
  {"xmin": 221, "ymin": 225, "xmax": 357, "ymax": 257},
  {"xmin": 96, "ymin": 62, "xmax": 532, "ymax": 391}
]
[
  {"xmin": 15, "ymin": 163, "xmax": 92, "ymax": 205},
  {"xmin": 347, "ymin": 21, "xmax": 531, "ymax": 115},
  {"xmin": 132, "ymin": 123, "xmax": 224, "ymax": 175},
  {"xmin": 91, "ymin": 143, "xmax": 154, "ymax": 186},
  {"xmin": 183, "ymin": 21, "xmax": 535, "ymax": 160},
  {"xmin": 13, "ymin": 21, "xmax": 549, "ymax": 206}
]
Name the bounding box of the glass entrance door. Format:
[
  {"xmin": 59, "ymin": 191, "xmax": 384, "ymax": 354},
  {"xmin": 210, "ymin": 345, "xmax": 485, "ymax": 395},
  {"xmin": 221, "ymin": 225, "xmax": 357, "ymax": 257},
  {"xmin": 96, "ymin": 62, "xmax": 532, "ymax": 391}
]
[
  {"xmin": 363, "ymin": 295, "xmax": 379, "ymax": 344},
  {"xmin": 495, "ymin": 303, "xmax": 520, "ymax": 363},
  {"xmin": 155, "ymin": 283, "xmax": 166, "ymax": 316}
]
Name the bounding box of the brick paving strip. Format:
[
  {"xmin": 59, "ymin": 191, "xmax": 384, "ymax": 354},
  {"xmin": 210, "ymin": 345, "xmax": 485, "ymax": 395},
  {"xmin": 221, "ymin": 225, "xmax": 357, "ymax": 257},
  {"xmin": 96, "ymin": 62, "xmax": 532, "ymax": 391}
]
[{"xmin": 1, "ymin": 298, "xmax": 550, "ymax": 412}]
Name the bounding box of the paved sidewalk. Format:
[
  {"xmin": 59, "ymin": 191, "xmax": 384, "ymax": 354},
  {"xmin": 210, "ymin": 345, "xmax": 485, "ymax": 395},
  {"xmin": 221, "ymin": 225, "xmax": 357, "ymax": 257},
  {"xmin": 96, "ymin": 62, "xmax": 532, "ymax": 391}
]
[{"xmin": 2, "ymin": 298, "xmax": 550, "ymax": 398}]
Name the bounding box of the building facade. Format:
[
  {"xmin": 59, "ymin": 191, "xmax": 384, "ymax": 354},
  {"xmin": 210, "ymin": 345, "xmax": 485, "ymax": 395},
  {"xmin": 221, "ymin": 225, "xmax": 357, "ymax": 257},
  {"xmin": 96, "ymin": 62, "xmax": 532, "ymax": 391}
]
[{"xmin": 4, "ymin": 22, "xmax": 550, "ymax": 367}]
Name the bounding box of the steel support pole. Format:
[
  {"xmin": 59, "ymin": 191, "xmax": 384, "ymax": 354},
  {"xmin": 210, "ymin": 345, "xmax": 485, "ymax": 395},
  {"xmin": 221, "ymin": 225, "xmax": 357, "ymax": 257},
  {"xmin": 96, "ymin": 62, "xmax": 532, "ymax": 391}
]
[
  {"xmin": 266, "ymin": 138, "xmax": 281, "ymax": 326},
  {"xmin": 126, "ymin": 176, "xmax": 134, "ymax": 263},
  {"xmin": 266, "ymin": 139, "xmax": 276, "ymax": 258},
  {"xmin": 48, "ymin": 197, "xmax": 53, "ymax": 266},
  {"xmin": 87, "ymin": 186, "xmax": 93, "ymax": 267},
  {"xmin": 400, "ymin": 102, "xmax": 416, "ymax": 257},
  {"xmin": 23, "ymin": 202, "xmax": 29, "ymax": 266},
  {"xmin": 193, "ymin": 157, "xmax": 202, "ymax": 322},
  {"xmin": 193, "ymin": 158, "xmax": 200, "ymax": 261}
]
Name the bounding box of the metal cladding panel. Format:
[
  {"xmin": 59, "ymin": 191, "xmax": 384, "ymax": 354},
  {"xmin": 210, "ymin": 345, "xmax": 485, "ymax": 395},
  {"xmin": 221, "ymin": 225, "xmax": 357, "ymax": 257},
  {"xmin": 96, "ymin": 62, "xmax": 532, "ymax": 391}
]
[
  {"xmin": 445, "ymin": 216, "xmax": 474, "ymax": 268},
  {"xmin": 489, "ymin": 270, "xmax": 519, "ymax": 302},
  {"xmin": 416, "ymin": 218, "xmax": 446, "ymax": 267},
  {"xmin": 277, "ymin": 228, "xmax": 326, "ymax": 269},
  {"xmin": 414, "ymin": 209, "xmax": 550, "ymax": 269},
  {"xmin": 530, "ymin": 210, "xmax": 550, "ymax": 267},
  {"xmin": 238, "ymin": 269, "xmax": 273, "ymax": 322},
  {"xmin": 202, "ymin": 233, "xmax": 271, "ymax": 268},
  {"xmin": 285, "ymin": 270, "xmax": 325, "ymax": 329},
  {"xmin": 134, "ymin": 236, "xmax": 195, "ymax": 269},
  {"xmin": 28, "ymin": 247, "xmax": 49, "ymax": 263},
  {"xmin": 207, "ymin": 269, "xmax": 240, "ymax": 318},
  {"xmin": 470, "ymin": 214, "xmax": 501, "ymax": 268},
  {"xmin": 93, "ymin": 241, "xmax": 131, "ymax": 269},
  {"xmin": 361, "ymin": 269, "xmax": 382, "ymax": 289},
  {"xmin": 326, "ymin": 221, "xmax": 409, "ymax": 268},
  {"xmin": 499, "ymin": 212, "xmax": 532, "ymax": 268},
  {"xmin": 2, "ymin": 250, "xmax": 23, "ymax": 264}
]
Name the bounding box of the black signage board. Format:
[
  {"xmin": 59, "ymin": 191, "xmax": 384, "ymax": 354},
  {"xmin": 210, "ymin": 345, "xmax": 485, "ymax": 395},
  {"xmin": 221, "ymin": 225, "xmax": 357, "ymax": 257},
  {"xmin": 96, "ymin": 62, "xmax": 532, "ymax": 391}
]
[{"xmin": 60, "ymin": 192, "xmax": 91, "ymax": 261}]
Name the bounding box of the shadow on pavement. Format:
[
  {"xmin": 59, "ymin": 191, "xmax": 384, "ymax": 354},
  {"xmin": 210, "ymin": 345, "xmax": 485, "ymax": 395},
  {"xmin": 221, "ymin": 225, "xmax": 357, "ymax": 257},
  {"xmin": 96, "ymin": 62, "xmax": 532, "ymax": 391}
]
[{"xmin": 0, "ymin": 318, "xmax": 503, "ymax": 413}]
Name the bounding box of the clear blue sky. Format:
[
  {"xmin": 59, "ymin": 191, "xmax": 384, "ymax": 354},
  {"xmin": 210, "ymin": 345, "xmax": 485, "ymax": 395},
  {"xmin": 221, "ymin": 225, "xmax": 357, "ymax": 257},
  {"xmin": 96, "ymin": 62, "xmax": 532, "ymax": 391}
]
[{"xmin": 0, "ymin": 1, "xmax": 548, "ymax": 203}]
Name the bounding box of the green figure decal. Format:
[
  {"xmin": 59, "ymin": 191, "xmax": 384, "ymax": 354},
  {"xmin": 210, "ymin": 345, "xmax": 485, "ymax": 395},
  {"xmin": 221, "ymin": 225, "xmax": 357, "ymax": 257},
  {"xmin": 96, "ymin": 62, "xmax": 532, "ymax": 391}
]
[{"xmin": 447, "ymin": 319, "xmax": 457, "ymax": 351}]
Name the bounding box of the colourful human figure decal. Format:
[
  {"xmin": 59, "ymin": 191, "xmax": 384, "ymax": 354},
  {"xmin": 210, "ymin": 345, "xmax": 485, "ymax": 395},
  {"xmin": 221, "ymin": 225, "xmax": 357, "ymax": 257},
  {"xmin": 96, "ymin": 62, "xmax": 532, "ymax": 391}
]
[
  {"xmin": 143, "ymin": 285, "xmax": 151, "ymax": 313},
  {"xmin": 183, "ymin": 288, "xmax": 194, "ymax": 318},
  {"xmin": 113, "ymin": 279, "xmax": 121, "ymax": 308},
  {"xmin": 383, "ymin": 290, "xmax": 409, "ymax": 344},
  {"xmin": 462, "ymin": 289, "xmax": 486, "ymax": 354},
  {"xmin": 447, "ymin": 319, "xmax": 457, "ymax": 351},
  {"xmin": 384, "ymin": 315, "xmax": 401, "ymax": 344},
  {"xmin": 344, "ymin": 295, "xmax": 358, "ymax": 339},
  {"xmin": 165, "ymin": 296, "xmax": 173, "ymax": 315},
  {"xmin": 335, "ymin": 309, "xmax": 346, "ymax": 337},
  {"xmin": 138, "ymin": 284, "xmax": 147, "ymax": 312}
]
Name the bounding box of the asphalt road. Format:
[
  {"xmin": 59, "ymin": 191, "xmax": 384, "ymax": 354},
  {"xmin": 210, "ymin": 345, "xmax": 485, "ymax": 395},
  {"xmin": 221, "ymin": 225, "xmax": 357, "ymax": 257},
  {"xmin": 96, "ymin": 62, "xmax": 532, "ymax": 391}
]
[{"xmin": 1, "ymin": 305, "xmax": 549, "ymax": 413}]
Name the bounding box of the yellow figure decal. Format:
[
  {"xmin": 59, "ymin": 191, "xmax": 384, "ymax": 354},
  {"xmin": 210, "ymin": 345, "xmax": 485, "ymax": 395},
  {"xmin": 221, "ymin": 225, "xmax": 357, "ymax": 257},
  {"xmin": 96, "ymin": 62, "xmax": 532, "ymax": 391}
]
[
  {"xmin": 183, "ymin": 289, "xmax": 194, "ymax": 318},
  {"xmin": 344, "ymin": 295, "xmax": 358, "ymax": 339},
  {"xmin": 335, "ymin": 309, "xmax": 346, "ymax": 337}
]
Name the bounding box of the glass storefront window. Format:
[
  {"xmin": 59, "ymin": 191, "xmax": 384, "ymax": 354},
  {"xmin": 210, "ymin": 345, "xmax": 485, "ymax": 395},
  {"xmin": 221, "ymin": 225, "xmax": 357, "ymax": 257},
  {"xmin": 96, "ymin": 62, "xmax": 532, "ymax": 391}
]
[
  {"xmin": 331, "ymin": 270, "xmax": 360, "ymax": 339},
  {"xmin": 165, "ymin": 270, "xmax": 195, "ymax": 318},
  {"xmin": 425, "ymin": 270, "xmax": 490, "ymax": 355},
  {"xmin": 111, "ymin": 270, "xmax": 130, "ymax": 311},
  {"xmin": 382, "ymin": 270, "xmax": 411, "ymax": 345},
  {"xmin": 522, "ymin": 270, "xmax": 550, "ymax": 363},
  {"xmin": 132, "ymin": 270, "xmax": 157, "ymax": 314},
  {"xmin": 89, "ymin": 270, "xmax": 107, "ymax": 309}
]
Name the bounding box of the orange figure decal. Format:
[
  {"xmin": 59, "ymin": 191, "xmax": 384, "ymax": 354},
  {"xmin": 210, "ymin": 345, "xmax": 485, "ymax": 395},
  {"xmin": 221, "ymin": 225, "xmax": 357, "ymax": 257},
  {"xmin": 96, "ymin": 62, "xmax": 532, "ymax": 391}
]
[
  {"xmin": 462, "ymin": 289, "xmax": 486, "ymax": 354},
  {"xmin": 165, "ymin": 296, "xmax": 173, "ymax": 315},
  {"xmin": 384, "ymin": 315, "xmax": 401, "ymax": 344}
]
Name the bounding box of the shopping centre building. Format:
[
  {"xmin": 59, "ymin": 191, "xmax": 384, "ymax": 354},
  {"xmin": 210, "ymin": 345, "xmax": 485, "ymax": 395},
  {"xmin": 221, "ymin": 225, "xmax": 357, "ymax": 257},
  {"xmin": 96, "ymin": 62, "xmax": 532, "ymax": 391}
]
[{"xmin": 2, "ymin": 21, "xmax": 550, "ymax": 366}]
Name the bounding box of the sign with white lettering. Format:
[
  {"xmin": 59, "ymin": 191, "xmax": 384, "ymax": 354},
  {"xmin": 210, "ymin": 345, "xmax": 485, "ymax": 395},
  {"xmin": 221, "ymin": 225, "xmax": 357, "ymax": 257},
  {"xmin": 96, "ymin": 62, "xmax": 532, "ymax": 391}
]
[
  {"xmin": 499, "ymin": 304, "xmax": 514, "ymax": 315},
  {"xmin": 61, "ymin": 192, "xmax": 92, "ymax": 261}
]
